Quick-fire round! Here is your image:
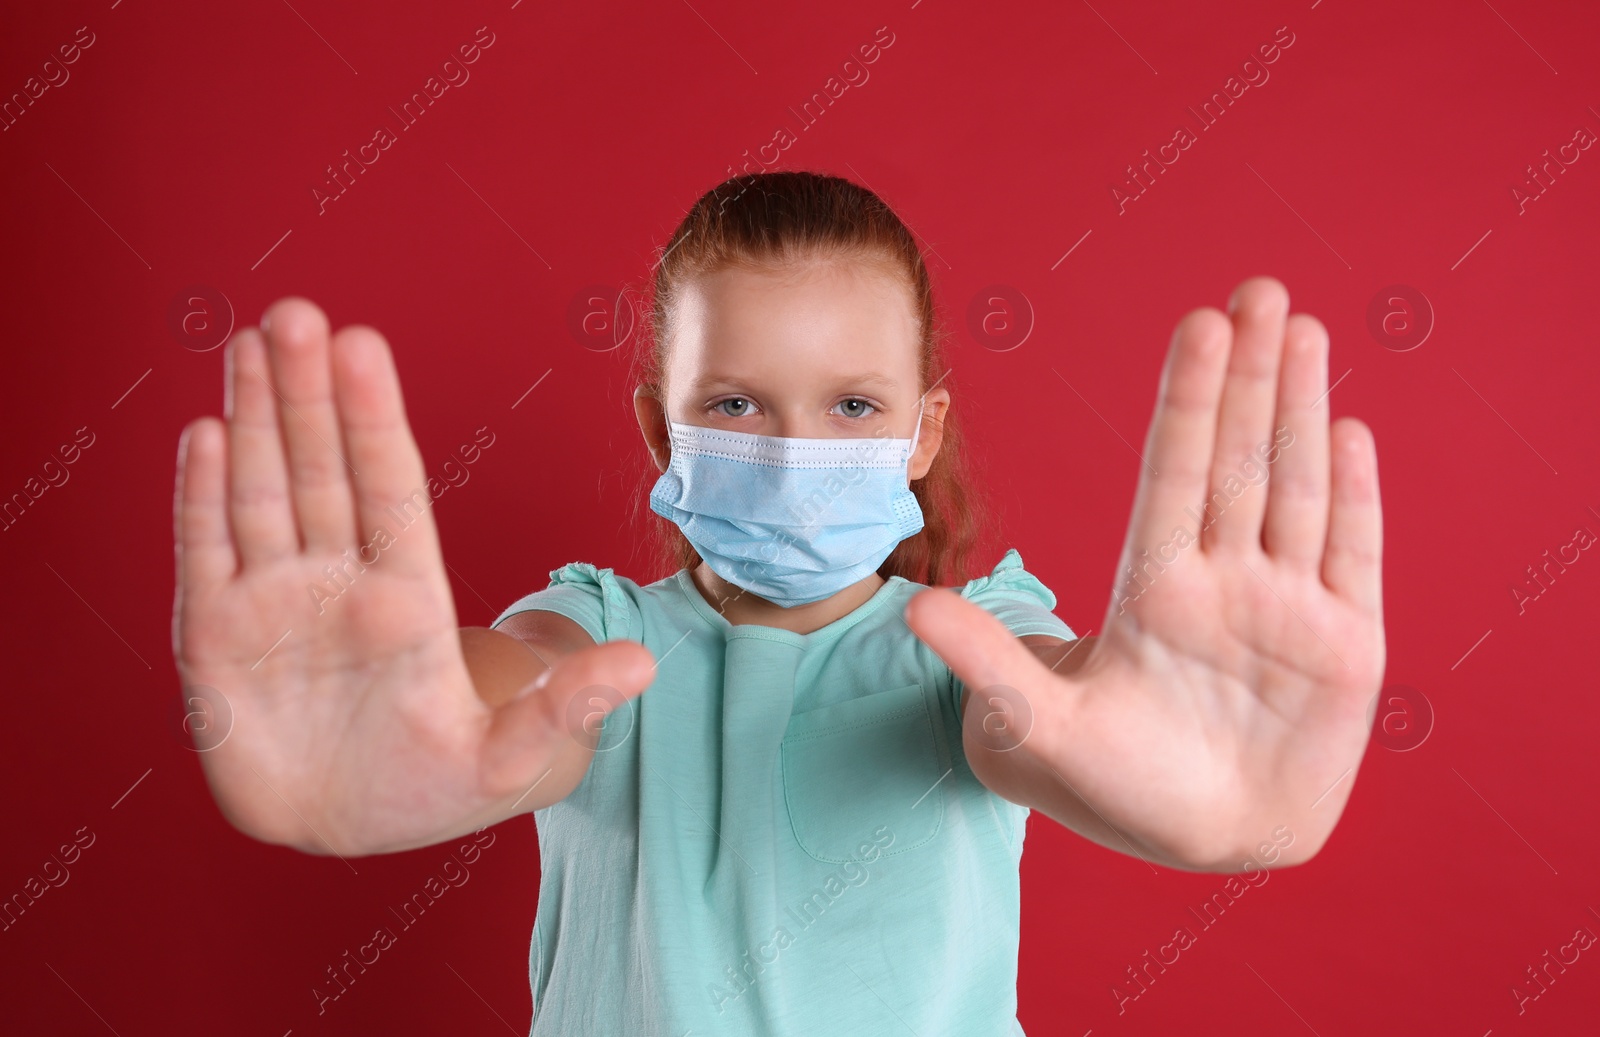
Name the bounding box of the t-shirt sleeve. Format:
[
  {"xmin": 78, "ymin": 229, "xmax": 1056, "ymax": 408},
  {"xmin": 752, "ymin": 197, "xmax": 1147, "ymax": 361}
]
[
  {"xmin": 957, "ymin": 548, "xmax": 1076, "ymax": 641},
  {"xmin": 947, "ymin": 547, "xmax": 1077, "ymax": 708},
  {"xmin": 490, "ymin": 561, "xmax": 630, "ymax": 645}
]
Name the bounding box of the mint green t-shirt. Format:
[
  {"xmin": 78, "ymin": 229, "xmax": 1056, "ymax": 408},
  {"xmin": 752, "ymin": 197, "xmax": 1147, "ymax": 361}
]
[{"xmin": 491, "ymin": 548, "xmax": 1076, "ymax": 1036}]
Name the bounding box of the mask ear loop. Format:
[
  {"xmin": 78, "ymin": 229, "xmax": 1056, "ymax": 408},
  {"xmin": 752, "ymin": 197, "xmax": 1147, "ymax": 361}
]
[{"xmin": 905, "ymin": 394, "xmax": 927, "ymax": 490}]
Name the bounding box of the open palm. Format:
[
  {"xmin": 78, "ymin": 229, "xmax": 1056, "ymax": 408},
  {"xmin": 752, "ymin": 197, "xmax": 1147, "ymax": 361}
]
[
  {"xmin": 172, "ymin": 298, "xmax": 652, "ymax": 858},
  {"xmin": 908, "ymin": 276, "xmax": 1385, "ymax": 869}
]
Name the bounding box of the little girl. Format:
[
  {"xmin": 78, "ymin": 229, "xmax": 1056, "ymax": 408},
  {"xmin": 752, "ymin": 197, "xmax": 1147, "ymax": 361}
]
[{"xmin": 173, "ymin": 171, "xmax": 1386, "ymax": 1035}]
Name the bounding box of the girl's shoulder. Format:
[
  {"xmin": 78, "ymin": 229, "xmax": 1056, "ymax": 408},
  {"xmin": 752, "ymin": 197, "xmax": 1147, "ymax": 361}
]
[
  {"xmin": 492, "ymin": 561, "xmax": 665, "ymax": 645},
  {"xmin": 943, "ymin": 548, "xmax": 1076, "ymax": 641},
  {"xmin": 953, "ymin": 547, "xmax": 1057, "ymax": 604}
]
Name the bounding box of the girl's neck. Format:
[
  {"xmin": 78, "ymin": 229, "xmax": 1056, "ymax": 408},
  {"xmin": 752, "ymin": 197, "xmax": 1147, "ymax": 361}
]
[{"xmin": 688, "ymin": 563, "xmax": 886, "ymax": 635}]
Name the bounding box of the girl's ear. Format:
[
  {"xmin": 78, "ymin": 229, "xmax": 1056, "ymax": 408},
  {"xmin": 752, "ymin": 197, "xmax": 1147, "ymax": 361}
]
[
  {"xmin": 909, "ymin": 389, "xmax": 951, "ymax": 482},
  {"xmin": 633, "ymin": 384, "xmax": 671, "ymax": 473}
]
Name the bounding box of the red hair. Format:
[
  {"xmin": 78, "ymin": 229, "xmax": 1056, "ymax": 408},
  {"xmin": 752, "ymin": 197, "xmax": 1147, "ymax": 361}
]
[{"xmin": 626, "ymin": 170, "xmax": 999, "ymax": 588}]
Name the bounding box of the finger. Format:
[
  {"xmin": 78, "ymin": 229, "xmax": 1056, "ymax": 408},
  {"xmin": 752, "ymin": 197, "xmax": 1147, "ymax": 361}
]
[
  {"xmin": 1321, "ymin": 417, "xmax": 1383, "ymax": 616},
  {"xmin": 225, "ymin": 328, "xmax": 299, "ymax": 566},
  {"xmin": 479, "ymin": 640, "xmax": 657, "ymax": 795},
  {"xmin": 175, "ymin": 417, "xmax": 238, "ymax": 593},
  {"xmin": 259, "ymin": 298, "xmax": 359, "ymax": 551},
  {"xmin": 1123, "ymin": 306, "xmax": 1231, "ymax": 555},
  {"xmin": 1202, "ymin": 277, "xmax": 1290, "ymax": 553},
  {"xmin": 903, "ymin": 587, "xmax": 1057, "ymax": 717},
  {"xmin": 1262, "ymin": 314, "xmax": 1331, "ymax": 570},
  {"xmin": 329, "ymin": 324, "xmax": 442, "ymax": 579}
]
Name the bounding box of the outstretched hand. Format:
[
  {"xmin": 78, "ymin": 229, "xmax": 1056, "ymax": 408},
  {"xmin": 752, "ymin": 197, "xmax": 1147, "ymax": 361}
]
[
  {"xmin": 172, "ymin": 298, "xmax": 653, "ymax": 858},
  {"xmin": 905, "ymin": 276, "xmax": 1385, "ymax": 870}
]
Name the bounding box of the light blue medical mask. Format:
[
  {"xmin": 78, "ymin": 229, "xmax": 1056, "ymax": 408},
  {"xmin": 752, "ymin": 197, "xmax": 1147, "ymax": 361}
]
[{"xmin": 649, "ymin": 399, "xmax": 927, "ymax": 608}]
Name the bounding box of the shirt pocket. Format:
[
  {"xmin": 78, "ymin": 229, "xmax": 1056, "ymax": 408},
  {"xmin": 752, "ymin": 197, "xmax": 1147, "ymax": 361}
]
[{"xmin": 780, "ymin": 682, "xmax": 946, "ymax": 864}]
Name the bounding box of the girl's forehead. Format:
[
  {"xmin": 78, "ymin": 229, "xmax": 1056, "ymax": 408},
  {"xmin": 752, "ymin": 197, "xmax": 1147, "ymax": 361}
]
[{"xmin": 667, "ymin": 260, "xmax": 920, "ymax": 383}]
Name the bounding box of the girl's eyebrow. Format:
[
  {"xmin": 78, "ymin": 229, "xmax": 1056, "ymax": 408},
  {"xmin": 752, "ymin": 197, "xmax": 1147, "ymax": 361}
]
[
  {"xmin": 838, "ymin": 373, "xmax": 898, "ymax": 392},
  {"xmin": 691, "ymin": 374, "xmax": 899, "ymax": 392},
  {"xmin": 691, "ymin": 375, "xmax": 752, "ymax": 391}
]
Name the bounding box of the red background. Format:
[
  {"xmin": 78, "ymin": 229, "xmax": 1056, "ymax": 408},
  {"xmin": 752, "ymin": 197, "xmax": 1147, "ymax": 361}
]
[{"xmin": 3, "ymin": 0, "xmax": 1598, "ymax": 1033}]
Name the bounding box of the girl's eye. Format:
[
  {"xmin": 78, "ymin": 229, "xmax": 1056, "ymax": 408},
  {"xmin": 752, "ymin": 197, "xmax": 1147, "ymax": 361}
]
[
  {"xmin": 713, "ymin": 397, "xmax": 755, "ymax": 417},
  {"xmin": 834, "ymin": 398, "xmax": 876, "ymax": 419}
]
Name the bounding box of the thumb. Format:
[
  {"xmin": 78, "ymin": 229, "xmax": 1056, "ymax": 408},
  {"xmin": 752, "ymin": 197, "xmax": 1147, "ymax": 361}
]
[
  {"xmin": 904, "ymin": 587, "xmax": 1041, "ymax": 695},
  {"xmin": 479, "ymin": 640, "xmax": 656, "ymax": 793},
  {"xmin": 904, "ymin": 588, "xmax": 1056, "ymax": 754}
]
